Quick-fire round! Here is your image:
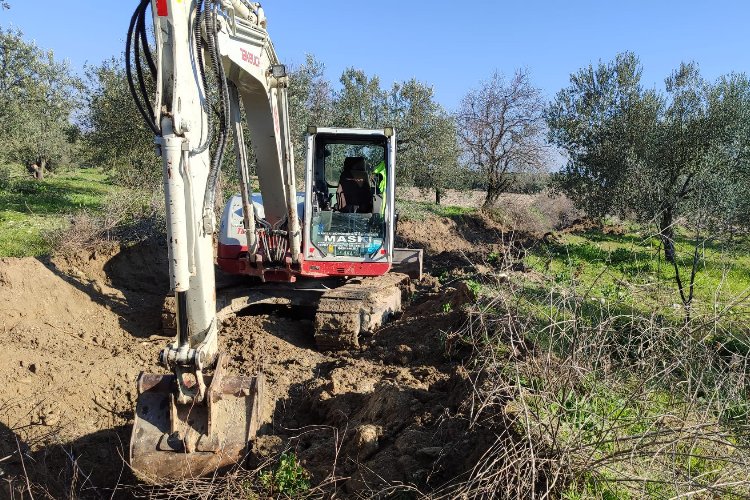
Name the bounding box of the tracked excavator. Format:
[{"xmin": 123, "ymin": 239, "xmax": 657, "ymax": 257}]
[{"xmin": 126, "ymin": 0, "xmax": 422, "ymax": 481}]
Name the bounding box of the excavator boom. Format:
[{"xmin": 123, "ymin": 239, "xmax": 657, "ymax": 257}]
[{"xmin": 126, "ymin": 0, "xmax": 277, "ymax": 480}]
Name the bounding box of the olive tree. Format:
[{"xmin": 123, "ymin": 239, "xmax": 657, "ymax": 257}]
[
  {"xmin": 547, "ymin": 54, "xmax": 720, "ymax": 262},
  {"xmin": 548, "ymin": 53, "xmax": 750, "ymax": 318},
  {"xmin": 333, "ymin": 67, "xmax": 388, "ymax": 129},
  {"xmin": 388, "ymin": 79, "xmax": 458, "ymax": 203},
  {"xmin": 330, "ymin": 68, "xmax": 459, "ymax": 197},
  {"xmin": 0, "ymin": 27, "xmax": 79, "ymax": 178},
  {"xmin": 81, "ymin": 57, "xmax": 159, "ymax": 187},
  {"xmin": 287, "ymin": 54, "xmax": 333, "ymax": 178}
]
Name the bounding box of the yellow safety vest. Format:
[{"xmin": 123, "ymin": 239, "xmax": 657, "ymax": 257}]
[{"xmin": 373, "ymin": 161, "xmax": 386, "ymax": 214}]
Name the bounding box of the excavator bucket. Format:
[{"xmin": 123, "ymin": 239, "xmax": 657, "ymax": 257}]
[{"xmin": 129, "ymin": 356, "xmax": 264, "ymax": 482}]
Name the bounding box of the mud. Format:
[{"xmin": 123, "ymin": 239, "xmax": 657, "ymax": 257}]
[{"xmin": 0, "ymin": 218, "xmax": 501, "ymax": 497}]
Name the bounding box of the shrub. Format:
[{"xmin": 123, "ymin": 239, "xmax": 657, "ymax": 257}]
[
  {"xmin": 437, "ymin": 267, "xmax": 750, "ymax": 498},
  {"xmin": 48, "ymin": 188, "xmax": 164, "ymax": 256}
]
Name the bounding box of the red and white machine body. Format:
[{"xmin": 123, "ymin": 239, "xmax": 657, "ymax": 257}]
[{"xmin": 218, "ymin": 127, "xmax": 398, "ymax": 282}]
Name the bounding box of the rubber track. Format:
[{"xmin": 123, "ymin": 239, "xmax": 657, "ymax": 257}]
[{"xmin": 314, "ymin": 272, "xmax": 410, "ymax": 350}]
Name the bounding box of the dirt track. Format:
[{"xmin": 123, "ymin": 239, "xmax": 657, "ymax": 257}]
[{"xmin": 0, "ymin": 213, "xmax": 508, "ymax": 497}]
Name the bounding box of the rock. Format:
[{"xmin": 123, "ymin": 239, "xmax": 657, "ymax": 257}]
[
  {"xmin": 28, "ymin": 363, "xmax": 37, "ymax": 374},
  {"xmin": 41, "ymin": 409, "xmax": 59, "ymax": 426},
  {"xmin": 417, "ymin": 446, "xmax": 442, "ymax": 459},
  {"xmin": 354, "ymin": 424, "xmax": 380, "ymax": 459},
  {"xmin": 395, "ymin": 344, "xmax": 412, "ymax": 365},
  {"xmin": 254, "ymin": 435, "xmax": 282, "ymax": 458}
]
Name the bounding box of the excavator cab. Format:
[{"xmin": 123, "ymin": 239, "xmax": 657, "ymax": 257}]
[{"xmin": 300, "ymin": 127, "xmax": 396, "ymax": 277}]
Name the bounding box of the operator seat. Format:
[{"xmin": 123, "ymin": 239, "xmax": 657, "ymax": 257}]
[{"xmin": 337, "ymin": 156, "xmax": 373, "ymax": 213}]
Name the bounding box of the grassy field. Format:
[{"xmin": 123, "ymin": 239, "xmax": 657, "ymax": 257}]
[
  {"xmin": 524, "ymin": 228, "xmax": 750, "ymax": 319},
  {"xmin": 0, "ymin": 164, "xmax": 115, "ymax": 257},
  {"xmin": 491, "ymin": 231, "xmax": 750, "ymax": 497}
]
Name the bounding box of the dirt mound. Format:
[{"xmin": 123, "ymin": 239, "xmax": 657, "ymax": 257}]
[
  {"xmin": 0, "ymin": 240, "xmax": 210, "ymax": 488},
  {"xmin": 0, "ymin": 243, "xmax": 167, "ymax": 495},
  {"xmin": 397, "ymin": 216, "xmax": 474, "ymax": 255},
  {"xmin": 397, "ymin": 211, "xmax": 511, "ymax": 256},
  {"xmin": 396, "ymin": 212, "xmax": 536, "ymax": 284}
]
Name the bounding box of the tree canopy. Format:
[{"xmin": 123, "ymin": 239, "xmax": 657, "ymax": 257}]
[
  {"xmin": 286, "ymin": 61, "xmax": 460, "ymax": 200},
  {"xmin": 81, "ymin": 57, "xmax": 159, "ymax": 187},
  {"xmin": 547, "ymin": 53, "xmax": 750, "ymax": 259},
  {"xmin": 0, "ymin": 27, "xmax": 79, "ymax": 178},
  {"xmin": 457, "ymin": 70, "xmax": 548, "ymax": 208}
]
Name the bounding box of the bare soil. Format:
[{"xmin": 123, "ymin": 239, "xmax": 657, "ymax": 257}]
[{"xmin": 0, "ymin": 215, "xmax": 503, "ymax": 498}]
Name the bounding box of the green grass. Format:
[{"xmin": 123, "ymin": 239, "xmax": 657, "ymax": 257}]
[
  {"xmin": 470, "ymin": 225, "xmax": 750, "ymax": 498},
  {"xmin": 524, "ymin": 228, "xmax": 750, "ymax": 320},
  {"xmin": 259, "ymin": 452, "xmax": 310, "ymax": 496},
  {"xmin": 0, "ymin": 164, "xmax": 115, "ymax": 257}
]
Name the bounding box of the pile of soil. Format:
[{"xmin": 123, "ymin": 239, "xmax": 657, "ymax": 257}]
[
  {"xmin": 0, "ymin": 243, "xmax": 168, "ymax": 494},
  {"xmin": 0, "ymin": 215, "xmax": 500, "ymax": 497}
]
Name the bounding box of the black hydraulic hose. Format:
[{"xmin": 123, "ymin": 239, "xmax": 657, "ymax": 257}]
[
  {"xmin": 190, "ymin": 0, "xmax": 213, "ymax": 154},
  {"xmin": 194, "ymin": 0, "xmax": 208, "ymax": 91},
  {"xmin": 202, "ymin": 4, "xmax": 230, "ymax": 219},
  {"xmin": 137, "ymin": 1, "xmax": 157, "ymax": 78},
  {"xmin": 126, "ymin": 0, "xmax": 160, "ymax": 135},
  {"xmin": 133, "ymin": 5, "xmax": 153, "ymax": 125}
]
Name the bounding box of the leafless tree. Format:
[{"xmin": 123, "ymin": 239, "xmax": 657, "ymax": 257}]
[{"xmin": 457, "ymin": 70, "xmax": 548, "ymax": 208}]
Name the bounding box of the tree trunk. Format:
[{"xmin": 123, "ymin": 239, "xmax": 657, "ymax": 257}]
[
  {"xmin": 435, "ymin": 188, "xmax": 442, "ymax": 205},
  {"xmin": 483, "ymin": 182, "xmax": 501, "ymax": 209},
  {"xmin": 29, "ymin": 160, "xmax": 45, "ymax": 180},
  {"xmin": 659, "ymin": 208, "xmax": 675, "ymax": 263}
]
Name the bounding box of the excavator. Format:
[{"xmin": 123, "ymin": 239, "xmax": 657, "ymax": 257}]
[{"xmin": 125, "ymin": 0, "xmax": 422, "ymax": 481}]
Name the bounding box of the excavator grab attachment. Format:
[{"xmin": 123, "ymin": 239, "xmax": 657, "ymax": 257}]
[{"xmin": 130, "ymin": 354, "xmax": 264, "ymax": 481}]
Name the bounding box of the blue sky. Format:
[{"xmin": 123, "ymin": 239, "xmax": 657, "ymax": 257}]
[{"xmin": 2, "ymin": 1, "xmax": 748, "ymax": 110}]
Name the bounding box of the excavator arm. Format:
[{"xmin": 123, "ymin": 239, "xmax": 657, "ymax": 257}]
[{"xmin": 127, "ymin": 0, "xmax": 298, "ymax": 480}]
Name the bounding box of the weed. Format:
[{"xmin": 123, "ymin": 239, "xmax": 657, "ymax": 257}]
[
  {"xmin": 259, "ymin": 452, "xmax": 310, "ymax": 496},
  {"xmin": 465, "ymin": 279, "xmax": 482, "ymax": 297},
  {"xmin": 487, "ymin": 251, "xmax": 501, "ymax": 267}
]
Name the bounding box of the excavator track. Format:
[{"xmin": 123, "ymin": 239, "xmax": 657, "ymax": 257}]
[
  {"xmin": 314, "ymin": 272, "xmax": 411, "ymax": 350},
  {"xmin": 164, "ymin": 272, "xmax": 412, "ymax": 351}
]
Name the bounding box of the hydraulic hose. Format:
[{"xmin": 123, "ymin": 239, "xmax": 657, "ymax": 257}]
[
  {"xmin": 133, "ymin": 10, "xmax": 152, "ymax": 123},
  {"xmin": 126, "ymin": 0, "xmax": 160, "ymax": 135},
  {"xmin": 201, "ymin": 3, "xmax": 231, "ymax": 229},
  {"xmin": 137, "ymin": 4, "xmax": 157, "ymax": 77},
  {"xmin": 190, "ymin": 0, "xmax": 213, "ymax": 154}
]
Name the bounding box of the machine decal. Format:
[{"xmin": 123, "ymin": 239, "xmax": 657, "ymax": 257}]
[
  {"xmin": 323, "ymin": 234, "xmax": 367, "ymax": 244},
  {"xmin": 318, "ymin": 232, "xmax": 383, "ymax": 257},
  {"xmin": 240, "ymin": 48, "xmax": 261, "ymax": 67}
]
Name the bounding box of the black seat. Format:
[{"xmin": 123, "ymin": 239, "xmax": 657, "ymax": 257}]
[{"xmin": 337, "ymin": 157, "xmax": 372, "ymax": 213}]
